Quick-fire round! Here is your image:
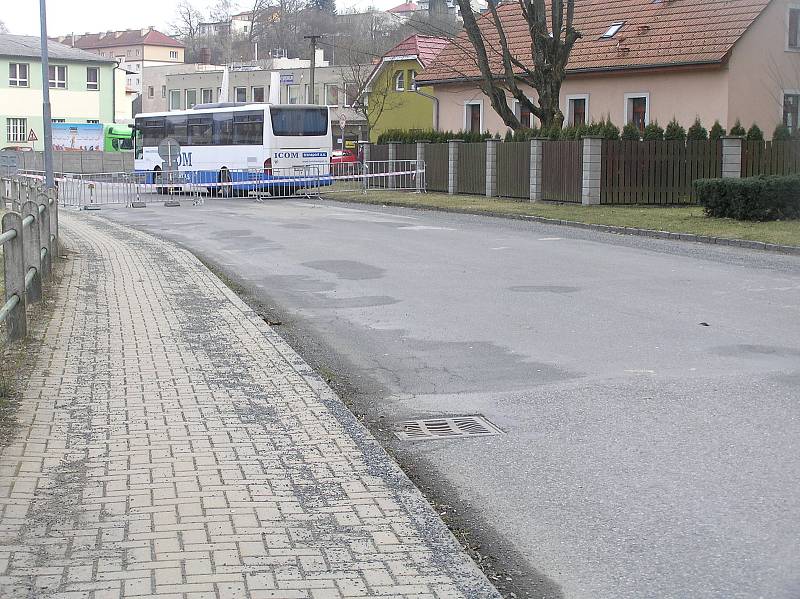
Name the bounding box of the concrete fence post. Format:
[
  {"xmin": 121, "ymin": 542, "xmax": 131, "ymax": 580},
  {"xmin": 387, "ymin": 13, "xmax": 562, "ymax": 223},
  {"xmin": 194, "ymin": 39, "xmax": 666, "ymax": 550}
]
[
  {"xmin": 388, "ymin": 142, "xmax": 398, "ymax": 189},
  {"xmin": 416, "ymin": 141, "xmax": 427, "ymax": 193},
  {"xmin": 359, "ymin": 141, "xmax": 371, "ymax": 191},
  {"xmin": 485, "ymin": 138, "xmax": 499, "ymax": 197},
  {"xmin": 721, "ymin": 136, "xmax": 744, "ymax": 179},
  {"xmin": 530, "ymin": 138, "xmax": 545, "ymax": 202},
  {"xmin": 21, "ymin": 201, "xmax": 42, "ymax": 304},
  {"xmin": 2, "ymin": 212, "xmax": 27, "ymax": 341},
  {"xmin": 38, "ymin": 195, "xmax": 52, "ymax": 281},
  {"xmin": 581, "ymin": 136, "xmax": 604, "ymax": 206},
  {"xmin": 448, "ymin": 139, "xmax": 462, "ymax": 195}
]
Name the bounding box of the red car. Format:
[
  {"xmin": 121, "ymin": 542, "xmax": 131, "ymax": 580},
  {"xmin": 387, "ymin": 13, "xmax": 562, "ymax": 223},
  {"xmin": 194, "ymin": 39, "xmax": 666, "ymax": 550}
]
[{"xmin": 331, "ymin": 149, "xmax": 358, "ymax": 176}]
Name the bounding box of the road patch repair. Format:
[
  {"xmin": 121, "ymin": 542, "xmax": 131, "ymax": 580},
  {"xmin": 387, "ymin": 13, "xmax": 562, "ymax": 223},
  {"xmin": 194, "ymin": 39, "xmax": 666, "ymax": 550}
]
[{"xmin": 0, "ymin": 212, "xmax": 500, "ymax": 598}]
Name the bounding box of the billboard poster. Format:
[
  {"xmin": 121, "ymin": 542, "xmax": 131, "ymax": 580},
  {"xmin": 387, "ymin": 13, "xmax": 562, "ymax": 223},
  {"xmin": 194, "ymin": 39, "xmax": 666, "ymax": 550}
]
[{"xmin": 52, "ymin": 123, "xmax": 105, "ymax": 152}]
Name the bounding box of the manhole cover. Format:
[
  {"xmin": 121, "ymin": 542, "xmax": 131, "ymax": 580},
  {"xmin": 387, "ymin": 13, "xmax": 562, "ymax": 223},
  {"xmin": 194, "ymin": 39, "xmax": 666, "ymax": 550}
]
[{"xmin": 394, "ymin": 415, "xmax": 504, "ymax": 441}]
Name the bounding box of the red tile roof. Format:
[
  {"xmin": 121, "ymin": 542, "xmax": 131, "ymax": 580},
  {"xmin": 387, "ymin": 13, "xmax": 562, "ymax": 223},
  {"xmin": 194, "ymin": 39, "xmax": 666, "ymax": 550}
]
[
  {"xmin": 417, "ymin": 0, "xmax": 771, "ymax": 83},
  {"xmin": 388, "ymin": 2, "xmax": 419, "ymax": 12},
  {"xmin": 55, "ymin": 29, "xmax": 184, "ymax": 50},
  {"xmin": 384, "ymin": 34, "xmax": 450, "ymax": 67}
]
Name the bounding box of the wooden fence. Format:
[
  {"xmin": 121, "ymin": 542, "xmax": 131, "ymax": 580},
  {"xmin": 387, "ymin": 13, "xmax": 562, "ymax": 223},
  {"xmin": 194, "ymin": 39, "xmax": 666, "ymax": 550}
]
[
  {"xmin": 426, "ymin": 143, "xmax": 449, "ymax": 192},
  {"xmin": 542, "ymin": 141, "xmax": 583, "ymax": 203},
  {"xmin": 601, "ymin": 140, "xmax": 721, "ymax": 205},
  {"xmin": 498, "ymin": 142, "xmax": 530, "ymax": 199},
  {"xmin": 457, "ymin": 143, "xmax": 487, "ymax": 195},
  {"xmin": 742, "ymin": 140, "xmax": 800, "ymax": 177},
  {"xmin": 369, "ymin": 138, "xmax": 800, "ymax": 205}
]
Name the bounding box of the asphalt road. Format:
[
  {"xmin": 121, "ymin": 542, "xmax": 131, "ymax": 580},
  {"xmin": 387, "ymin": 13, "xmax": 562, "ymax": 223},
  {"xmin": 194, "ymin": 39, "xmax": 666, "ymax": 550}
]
[{"xmin": 96, "ymin": 198, "xmax": 800, "ymax": 599}]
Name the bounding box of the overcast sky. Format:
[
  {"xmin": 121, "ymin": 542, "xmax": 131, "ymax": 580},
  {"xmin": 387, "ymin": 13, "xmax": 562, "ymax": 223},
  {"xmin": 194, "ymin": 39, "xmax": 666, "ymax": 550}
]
[{"xmin": 1, "ymin": 0, "xmax": 389, "ymax": 37}]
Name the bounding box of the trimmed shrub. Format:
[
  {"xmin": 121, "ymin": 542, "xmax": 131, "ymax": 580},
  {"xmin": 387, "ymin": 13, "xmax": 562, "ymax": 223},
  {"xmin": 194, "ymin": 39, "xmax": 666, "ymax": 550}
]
[
  {"xmin": 504, "ymin": 129, "xmax": 514, "ymax": 142},
  {"xmin": 746, "ymin": 124, "xmax": 764, "ymax": 141},
  {"xmin": 695, "ymin": 175, "xmax": 800, "ymax": 221},
  {"xmin": 773, "ymin": 123, "xmax": 792, "ymax": 141},
  {"xmin": 687, "ymin": 118, "xmax": 708, "ymax": 141},
  {"xmin": 709, "ymin": 120, "xmax": 726, "ymax": 141},
  {"xmin": 621, "ymin": 122, "xmax": 641, "ymax": 141},
  {"xmin": 642, "ymin": 121, "xmax": 664, "ymax": 141},
  {"xmin": 602, "ymin": 118, "xmax": 620, "ymax": 140},
  {"xmin": 664, "ymin": 118, "xmax": 687, "ymax": 141},
  {"xmin": 730, "ymin": 119, "xmax": 746, "ymax": 137}
]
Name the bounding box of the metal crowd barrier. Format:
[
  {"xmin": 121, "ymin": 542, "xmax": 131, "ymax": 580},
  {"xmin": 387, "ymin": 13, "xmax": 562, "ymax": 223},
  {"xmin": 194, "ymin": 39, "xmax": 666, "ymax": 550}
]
[
  {"xmin": 0, "ymin": 175, "xmax": 59, "ymax": 342},
  {"xmin": 14, "ymin": 160, "xmax": 426, "ymax": 208}
]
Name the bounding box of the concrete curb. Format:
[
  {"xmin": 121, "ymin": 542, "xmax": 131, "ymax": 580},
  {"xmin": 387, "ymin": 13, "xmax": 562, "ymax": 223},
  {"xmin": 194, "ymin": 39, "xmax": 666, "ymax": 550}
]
[{"xmin": 322, "ymin": 195, "xmax": 800, "ymax": 257}]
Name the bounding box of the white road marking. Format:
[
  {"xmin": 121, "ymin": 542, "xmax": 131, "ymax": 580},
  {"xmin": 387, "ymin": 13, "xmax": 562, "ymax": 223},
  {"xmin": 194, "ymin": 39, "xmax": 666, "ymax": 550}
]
[
  {"xmin": 490, "ymin": 246, "xmax": 510, "ymax": 250},
  {"xmin": 538, "ymin": 237, "xmax": 563, "ymax": 241},
  {"xmin": 625, "ymin": 369, "xmax": 656, "ymax": 374},
  {"xmin": 399, "ymin": 225, "xmax": 455, "ymax": 231}
]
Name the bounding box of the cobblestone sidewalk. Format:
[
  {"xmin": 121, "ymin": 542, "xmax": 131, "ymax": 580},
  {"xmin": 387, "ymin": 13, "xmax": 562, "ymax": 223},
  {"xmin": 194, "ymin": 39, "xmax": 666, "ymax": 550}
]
[{"xmin": 0, "ymin": 212, "xmax": 500, "ymax": 599}]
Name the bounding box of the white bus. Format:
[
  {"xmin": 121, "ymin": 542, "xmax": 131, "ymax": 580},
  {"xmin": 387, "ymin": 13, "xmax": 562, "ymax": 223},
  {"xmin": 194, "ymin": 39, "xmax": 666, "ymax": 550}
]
[{"xmin": 134, "ymin": 103, "xmax": 332, "ymax": 193}]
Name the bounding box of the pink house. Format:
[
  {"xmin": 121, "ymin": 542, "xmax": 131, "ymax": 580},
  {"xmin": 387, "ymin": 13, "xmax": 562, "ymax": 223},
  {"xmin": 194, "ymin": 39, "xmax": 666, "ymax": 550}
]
[{"xmin": 417, "ymin": 0, "xmax": 800, "ymax": 137}]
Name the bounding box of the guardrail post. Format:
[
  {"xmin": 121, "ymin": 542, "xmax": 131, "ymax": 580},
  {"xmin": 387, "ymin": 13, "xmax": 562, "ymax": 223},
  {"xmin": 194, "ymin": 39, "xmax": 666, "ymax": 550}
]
[
  {"xmin": 38, "ymin": 195, "xmax": 52, "ymax": 281},
  {"xmin": 530, "ymin": 137, "xmax": 545, "ymax": 202},
  {"xmin": 416, "ymin": 141, "xmax": 427, "ymax": 193},
  {"xmin": 581, "ymin": 136, "xmax": 603, "ymax": 206},
  {"xmin": 721, "ymin": 136, "xmax": 744, "ymax": 179},
  {"xmin": 3, "ymin": 212, "xmax": 27, "ymax": 340},
  {"xmin": 48, "ymin": 188, "xmax": 59, "ymax": 251},
  {"xmin": 448, "ymin": 139, "xmax": 462, "ymax": 195},
  {"xmin": 485, "ymin": 138, "xmax": 499, "ymax": 198},
  {"xmin": 21, "ymin": 201, "xmax": 42, "ymax": 304}
]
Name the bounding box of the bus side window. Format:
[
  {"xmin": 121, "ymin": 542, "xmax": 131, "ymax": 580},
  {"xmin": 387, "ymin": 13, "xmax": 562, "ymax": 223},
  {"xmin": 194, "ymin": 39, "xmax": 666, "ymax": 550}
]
[
  {"xmin": 233, "ymin": 111, "xmax": 264, "ymax": 145},
  {"xmin": 213, "ymin": 112, "xmax": 234, "ymax": 145},
  {"xmin": 165, "ymin": 115, "xmax": 188, "ymax": 146},
  {"xmin": 141, "ymin": 118, "xmax": 165, "ymax": 147},
  {"xmin": 188, "ymin": 117, "xmax": 213, "ymax": 146}
]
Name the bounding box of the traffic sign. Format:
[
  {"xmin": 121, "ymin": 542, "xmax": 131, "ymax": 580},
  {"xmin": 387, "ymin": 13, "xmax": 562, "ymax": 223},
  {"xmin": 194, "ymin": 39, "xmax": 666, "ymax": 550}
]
[
  {"xmin": 339, "ymin": 115, "xmax": 346, "ymax": 130},
  {"xmin": 27, "ymin": 129, "xmax": 38, "ymax": 142}
]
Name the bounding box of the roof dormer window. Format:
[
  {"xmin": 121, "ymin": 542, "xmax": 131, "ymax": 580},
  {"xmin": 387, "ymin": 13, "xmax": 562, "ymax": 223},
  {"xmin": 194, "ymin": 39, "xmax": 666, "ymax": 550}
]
[{"xmin": 601, "ymin": 21, "xmax": 625, "ymax": 39}]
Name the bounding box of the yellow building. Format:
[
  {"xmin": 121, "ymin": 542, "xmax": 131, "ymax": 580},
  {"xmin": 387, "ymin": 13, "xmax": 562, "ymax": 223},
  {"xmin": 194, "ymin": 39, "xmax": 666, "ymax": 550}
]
[{"xmin": 365, "ymin": 35, "xmax": 449, "ymax": 142}]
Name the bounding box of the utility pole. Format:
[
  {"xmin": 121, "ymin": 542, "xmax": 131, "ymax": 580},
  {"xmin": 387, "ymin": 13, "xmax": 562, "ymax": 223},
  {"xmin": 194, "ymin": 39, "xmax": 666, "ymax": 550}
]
[
  {"xmin": 303, "ymin": 35, "xmax": 322, "ymax": 104},
  {"xmin": 39, "ymin": 0, "xmax": 54, "ymax": 189}
]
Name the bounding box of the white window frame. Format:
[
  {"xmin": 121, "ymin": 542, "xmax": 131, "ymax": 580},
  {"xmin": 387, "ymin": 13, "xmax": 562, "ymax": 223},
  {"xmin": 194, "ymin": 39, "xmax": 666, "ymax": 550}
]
[
  {"xmin": 394, "ymin": 70, "xmax": 405, "ymax": 91},
  {"xmin": 148, "ymin": 86, "xmax": 154, "ymax": 98},
  {"xmin": 324, "ymin": 84, "xmax": 339, "ymax": 106},
  {"xmin": 186, "ymin": 88, "xmax": 198, "ymax": 109},
  {"xmin": 287, "ymin": 84, "xmax": 301, "ymax": 104},
  {"xmin": 234, "ymin": 86, "xmax": 247, "ymax": 102},
  {"xmin": 409, "ymin": 70, "xmax": 418, "ymax": 91},
  {"xmin": 169, "ymin": 89, "xmax": 181, "ymax": 111},
  {"xmin": 463, "ymin": 100, "xmax": 483, "ymax": 133},
  {"xmin": 49, "ymin": 65, "xmax": 67, "ymax": 89},
  {"xmin": 170, "ymin": 50, "xmax": 179, "ymax": 59},
  {"xmin": 565, "ymin": 93, "xmax": 590, "ymax": 126},
  {"xmin": 252, "ymin": 86, "xmax": 265, "ymax": 103},
  {"xmin": 787, "ymin": 3, "xmax": 800, "ymax": 51},
  {"xmin": 86, "ymin": 67, "xmax": 100, "ymax": 91},
  {"xmin": 6, "ymin": 118, "xmax": 27, "ymax": 143},
  {"xmin": 161, "ymin": 85, "xmax": 167, "ymax": 99},
  {"xmin": 9, "ymin": 63, "xmax": 29, "ymax": 87},
  {"xmin": 623, "ymin": 92, "xmax": 650, "ymax": 127},
  {"xmin": 201, "ymin": 88, "xmax": 214, "ymax": 103},
  {"xmin": 512, "ymin": 97, "xmax": 535, "ymax": 128}
]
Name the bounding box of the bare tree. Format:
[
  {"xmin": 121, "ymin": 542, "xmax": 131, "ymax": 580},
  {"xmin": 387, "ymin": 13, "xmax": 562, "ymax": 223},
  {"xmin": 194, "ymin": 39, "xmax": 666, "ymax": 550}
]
[
  {"xmin": 455, "ymin": 0, "xmax": 580, "ymax": 129},
  {"xmin": 171, "ymin": 0, "xmax": 205, "ymax": 60},
  {"xmin": 209, "ymin": 0, "xmax": 234, "ymax": 22}
]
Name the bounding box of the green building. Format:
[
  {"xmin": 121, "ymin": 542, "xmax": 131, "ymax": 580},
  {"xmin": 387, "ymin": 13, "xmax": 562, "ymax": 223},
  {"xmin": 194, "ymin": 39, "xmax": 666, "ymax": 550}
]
[
  {"xmin": 0, "ymin": 34, "xmax": 117, "ymax": 151},
  {"xmin": 365, "ymin": 35, "xmax": 449, "ymax": 142}
]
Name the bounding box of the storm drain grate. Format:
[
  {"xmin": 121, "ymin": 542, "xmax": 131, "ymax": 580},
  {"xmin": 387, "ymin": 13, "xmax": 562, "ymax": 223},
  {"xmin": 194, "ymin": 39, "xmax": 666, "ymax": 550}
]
[{"xmin": 394, "ymin": 415, "xmax": 504, "ymax": 441}]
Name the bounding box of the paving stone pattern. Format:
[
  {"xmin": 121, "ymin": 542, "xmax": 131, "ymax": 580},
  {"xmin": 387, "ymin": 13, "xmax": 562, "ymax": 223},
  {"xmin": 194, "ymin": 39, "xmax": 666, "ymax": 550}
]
[{"xmin": 0, "ymin": 213, "xmax": 500, "ymax": 599}]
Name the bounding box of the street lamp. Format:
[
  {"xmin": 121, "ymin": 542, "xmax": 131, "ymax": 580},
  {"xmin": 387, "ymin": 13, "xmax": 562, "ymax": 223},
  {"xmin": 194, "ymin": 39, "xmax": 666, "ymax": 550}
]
[{"xmin": 38, "ymin": 0, "xmax": 54, "ymax": 189}]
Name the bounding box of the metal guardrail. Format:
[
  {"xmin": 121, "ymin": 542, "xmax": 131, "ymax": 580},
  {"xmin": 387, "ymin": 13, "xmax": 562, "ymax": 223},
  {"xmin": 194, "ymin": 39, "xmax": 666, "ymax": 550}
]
[
  {"xmin": 0, "ymin": 175, "xmax": 59, "ymax": 342},
  {"xmin": 17, "ymin": 161, "xmax": 427, "ymax": 208}
]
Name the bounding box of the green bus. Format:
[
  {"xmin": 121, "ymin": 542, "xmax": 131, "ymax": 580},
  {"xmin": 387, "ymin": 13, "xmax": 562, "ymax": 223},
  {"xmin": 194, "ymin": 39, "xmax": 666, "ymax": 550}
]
[{"xmin": 104, "ymin": 124, "xmax": 134, "ymax": 152}]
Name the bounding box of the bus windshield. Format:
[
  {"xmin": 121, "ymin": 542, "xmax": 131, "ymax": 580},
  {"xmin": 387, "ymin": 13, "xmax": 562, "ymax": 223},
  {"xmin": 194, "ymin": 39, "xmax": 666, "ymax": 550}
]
[{"xmin": 270, "ymin": 107, "xmax": 328, "ymax": 137}]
